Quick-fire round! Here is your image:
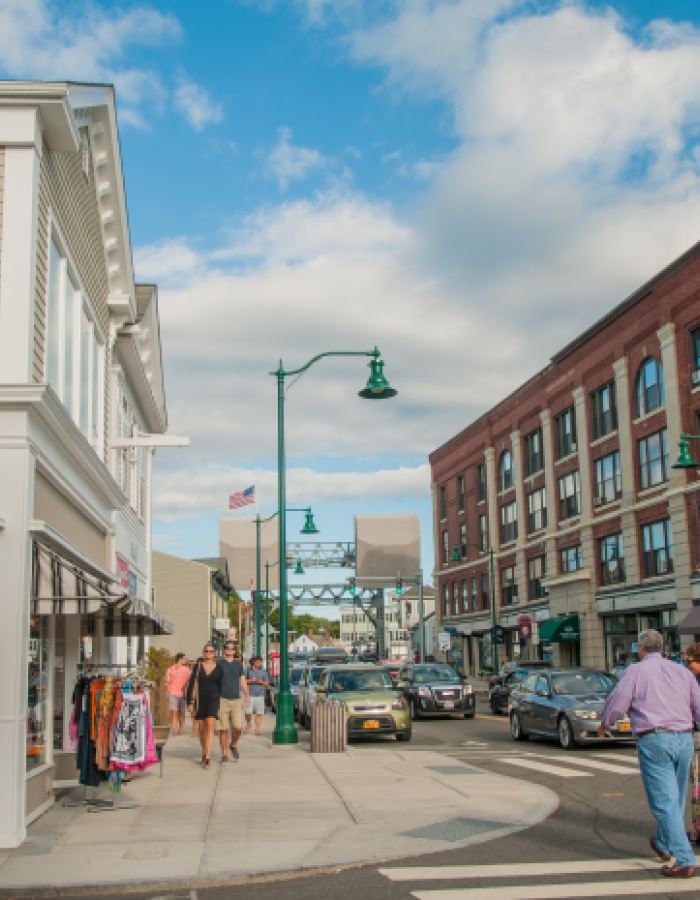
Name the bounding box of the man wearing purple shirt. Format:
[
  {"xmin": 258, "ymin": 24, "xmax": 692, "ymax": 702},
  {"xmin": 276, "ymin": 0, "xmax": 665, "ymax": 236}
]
[{"xmin": 600, "ymin": 629, "xmax": 700, "ymax": 878}]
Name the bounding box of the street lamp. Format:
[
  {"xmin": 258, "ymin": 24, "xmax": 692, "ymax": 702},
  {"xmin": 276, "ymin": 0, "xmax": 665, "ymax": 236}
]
[
  {"xmin": 448, "ymin": 541, "xmax": 498, "ymax": 675},
  {"xmin": 254, "ymin": 507, "xmax": 317, "ymax": 656},
  {"xmin": 264, "ymin": 559, "xmax": 280, "ymax": 669},
  {"xmin": 672, "ymin": 434, "xmax": 700, "ymax": 469},
  {"xmin": 271, "ymin": 347, "xmax": 396, "ymax": 745}
]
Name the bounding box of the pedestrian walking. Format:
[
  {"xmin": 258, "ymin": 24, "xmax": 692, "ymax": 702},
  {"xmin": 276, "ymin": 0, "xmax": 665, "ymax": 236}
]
[
  {"xmin": 685, "ymin": 644, "xmax": 700, "ymax": 846},
  {"xmin": 186, "ymin": 643, "xmax": 222, "ymax": 769},
  {"xmin": 216, "ymin": 640, "xmax": 249, "ymax": 762},
  {"xmin": 599, "ymin": 629, "xmax": 700, "ymax": 878},
  {"xmin": 164, "ymin": 652, "xmax": 190, "ymax": 736},
  {"xmin": 244, "ymin": 656, "xmax": 270, "ymax": 736}
]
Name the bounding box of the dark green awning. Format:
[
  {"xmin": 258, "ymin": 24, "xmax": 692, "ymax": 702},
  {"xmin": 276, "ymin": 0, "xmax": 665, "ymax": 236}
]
[{"xmin": 538, "ymin": 614, "xmax": 580, "ymax": 643}]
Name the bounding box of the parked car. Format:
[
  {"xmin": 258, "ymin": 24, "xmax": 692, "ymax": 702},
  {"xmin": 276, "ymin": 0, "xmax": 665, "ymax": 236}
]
[
  {"xmin": 381, "ymin": 660, "xmax": 405, "ymax": 682},
  {"xmin": 509, "ymin": 668, "xmax": 633, "ymax": 750},
  {"xmin": 269, "ymin": 665, "xmax": 305, "ymax": 716},
  {"xmin": 297, "ymin": 663, "xmax": 329, "ymax": 729},
  {"xmin": 313, "ymin": 647, "xmax": 349, "ymax": 665},
  {"xmin": 396, "ymin": 663, "xmax": 475, "ymax": 719},
  {"xmin": 313, "ymin": 665, "xmax": 411, "ymax": 742},
  {"xmin": 490, "ymin": 665, "xmax": 553, "ymax": 715}
]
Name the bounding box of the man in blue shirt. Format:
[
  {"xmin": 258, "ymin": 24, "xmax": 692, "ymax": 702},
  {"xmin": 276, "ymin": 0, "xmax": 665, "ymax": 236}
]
[
  {"xmin": 244, "ymin": 656, "xmax": 270, "ymax": 736},
  {"xmin": 217, "ymin": 640, "xmax": 248, "ymax": 761}
]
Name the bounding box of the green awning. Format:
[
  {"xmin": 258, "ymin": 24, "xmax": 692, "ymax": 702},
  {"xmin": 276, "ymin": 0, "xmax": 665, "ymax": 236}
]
[{"xmin": 538, "ymin": 614, "xmax": 580, "ymax": 643}]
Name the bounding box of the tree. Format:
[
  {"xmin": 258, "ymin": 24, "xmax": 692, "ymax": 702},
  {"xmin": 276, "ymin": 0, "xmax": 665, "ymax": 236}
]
[{"xmin": 268, "ymin": 604, "xmax": 340, "ymax": 640}]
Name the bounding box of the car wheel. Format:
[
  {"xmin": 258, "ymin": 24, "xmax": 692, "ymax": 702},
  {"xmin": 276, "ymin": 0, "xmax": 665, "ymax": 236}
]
[
  {"xmin": 490, "ymin": 698, "xmax": 501, "ymax": 715},
  {"xmin": 463, "ymin": 712, "xmax": 475, "ymax": 719},
  {"xmin": 510, "ymin": 712, "xmax": 529, "ymax": 742},
  {"xmin": 410, "ymin": 700, "xmax": 420, "ymax": 720},
  {"xmin": 396, "ymin": 729, "xmax": 412, "ymax": 742},
  {"xmin": 558, "ymin": 716, "xmax": 577, "ymax": 750}
]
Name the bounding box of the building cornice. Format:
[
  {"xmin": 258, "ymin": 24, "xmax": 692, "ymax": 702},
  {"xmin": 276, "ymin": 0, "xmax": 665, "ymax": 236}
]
[{"xmin": 0, "ymin": 384, "xmax": 126, "ymax": 509}]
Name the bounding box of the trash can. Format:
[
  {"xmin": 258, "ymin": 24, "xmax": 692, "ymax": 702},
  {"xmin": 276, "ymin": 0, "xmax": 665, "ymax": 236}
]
[{"xmin": 310, "ymin": 705, "xmax": 347, "ymax": 753}]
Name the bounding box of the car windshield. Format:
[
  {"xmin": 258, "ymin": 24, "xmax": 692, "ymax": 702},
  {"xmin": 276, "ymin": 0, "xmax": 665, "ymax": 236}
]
[
  {"xmin": 328, "ymin": 670, "xmax": 394, "ymax": 692},
  {"xmin": 413, "ymin": 666, "xmax": 460, "ymax": 684},
  {"xmin": 290, "ymin": 669, "xmax": 303, "ymax": 686},
  {"xmin": 550, "ymin": 672, "xmax": 615, "ymax": 695},
  {"xmin": 307, "ymin": 667, "xmax": 325, "ymax": 685}
]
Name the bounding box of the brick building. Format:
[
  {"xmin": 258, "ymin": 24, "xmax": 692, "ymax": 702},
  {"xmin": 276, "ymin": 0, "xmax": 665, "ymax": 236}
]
[{"xmin": 429, "ymin": 241, "xmax": 700, "ymax": 675}]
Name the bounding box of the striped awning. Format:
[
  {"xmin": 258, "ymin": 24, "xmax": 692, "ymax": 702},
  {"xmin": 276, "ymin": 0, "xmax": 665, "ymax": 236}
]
[
  {"xmin": 31, "ymin": 540, "xmax": 124, "ymax": 616},
  {"xmin": 102, "ymin": 597, "xmax": 174, "ymax": 636}
]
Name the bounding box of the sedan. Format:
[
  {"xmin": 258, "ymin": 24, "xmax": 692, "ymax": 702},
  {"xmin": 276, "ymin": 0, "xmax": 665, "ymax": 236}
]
[{"xmin": 509, "ymin": 669, "xmax": 634, "ymax": 750}]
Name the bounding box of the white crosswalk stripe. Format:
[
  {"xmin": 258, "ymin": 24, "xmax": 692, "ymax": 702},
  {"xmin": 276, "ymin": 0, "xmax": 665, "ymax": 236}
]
[
  {"xmin": 379, "ymin": 857, "xmax": 700, "ymax": 899},
  {"xmin": 522, "ymin": 753, "xmax": 640, "ymax": 775},
  {"xmin": 496, "ymin": 757, "xmax": 593, "ymax": 777}
]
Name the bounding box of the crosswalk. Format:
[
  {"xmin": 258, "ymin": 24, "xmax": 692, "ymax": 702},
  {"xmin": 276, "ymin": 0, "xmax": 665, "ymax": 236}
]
[
  {"xmin": 378, "ymin": 858, "xmax": 699, "ymax": 898},
  {"xmin": 443, "ymin": 747, "xmax": 640, "ymax": 781}
]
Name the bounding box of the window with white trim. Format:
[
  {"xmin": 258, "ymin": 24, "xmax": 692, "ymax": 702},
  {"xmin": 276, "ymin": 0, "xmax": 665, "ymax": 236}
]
[{"xmin": 46, "ymin": 235, "xmax": 104, "ymax": 456}]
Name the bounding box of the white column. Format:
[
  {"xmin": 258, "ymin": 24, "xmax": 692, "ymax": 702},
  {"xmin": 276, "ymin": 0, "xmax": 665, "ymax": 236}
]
[
  {"xmin": 0, "ymin": 140, "xmax": 41, "ymax": 383},
  {"xmin": 484, "ymin": 447, "xmax": 500, "ymax": 553},
  {"xmin": 540, "ymin": 409, "xmax": 558, "ymax": 580},
  {"xmin": 613, "ymin": 356, "xmax": 640, "ymax": 587}
]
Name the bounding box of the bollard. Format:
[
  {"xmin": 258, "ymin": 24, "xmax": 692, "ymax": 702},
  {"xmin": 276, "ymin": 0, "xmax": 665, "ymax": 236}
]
[{"xmin": 310, "ymin": 705, "xmax": 347, "ymax": 752}]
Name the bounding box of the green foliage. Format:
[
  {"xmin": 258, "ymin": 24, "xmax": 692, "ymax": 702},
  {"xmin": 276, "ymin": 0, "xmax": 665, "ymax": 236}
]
[
  {"xmin": 267, "ymin": 604, "xmax": 339, "ymax": 639},
  {"xmin": 146, "ymin": 646, "xmax": 174, "ymax": 684}
]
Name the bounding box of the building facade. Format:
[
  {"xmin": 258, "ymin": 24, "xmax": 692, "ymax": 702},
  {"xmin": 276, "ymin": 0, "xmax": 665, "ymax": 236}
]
[
  {"xmin": 0, "ymin": 82, "xmax": 172, "ymax": 847},
  {"xmin": 430, "ymin": 241, "xmax": 700, "ymax": 676}
]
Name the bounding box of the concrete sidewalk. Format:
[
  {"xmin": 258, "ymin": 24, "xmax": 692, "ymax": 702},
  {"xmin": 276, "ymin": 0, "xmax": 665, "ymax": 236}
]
[{"xmin": 0, "ymin": 714, "xmax": 557, "ymax": 893}]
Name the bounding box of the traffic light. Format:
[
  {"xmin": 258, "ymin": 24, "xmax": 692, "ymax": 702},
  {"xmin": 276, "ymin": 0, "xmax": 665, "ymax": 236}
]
[
  {"xmin": 396, "ymin": 575, "xmax": 403, "ymax": 595},
  {"xmin": 349, "ymin": 577, "xmax": 356, "ymax": 595}
]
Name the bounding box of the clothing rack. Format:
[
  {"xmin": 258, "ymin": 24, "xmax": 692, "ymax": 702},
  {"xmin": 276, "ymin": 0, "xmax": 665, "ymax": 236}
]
[{"xmin": 64, "ymin": 665, "xmax": 146, "ymax": 814}]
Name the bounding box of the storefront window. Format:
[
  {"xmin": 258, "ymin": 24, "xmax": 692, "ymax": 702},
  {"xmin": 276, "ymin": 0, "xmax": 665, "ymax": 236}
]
[
  {"xmin": 603, "ymin": 611, "xmax": 679, "ymax": 669},
  {"xmin": 27, "ymin": 617, "xmax": 49, "ymax": 772}
]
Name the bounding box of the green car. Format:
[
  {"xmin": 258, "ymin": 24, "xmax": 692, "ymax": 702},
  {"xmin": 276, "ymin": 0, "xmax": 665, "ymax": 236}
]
[{"xmin": 314, "ymin": 665, "xmax": 412, "ymax": 742}]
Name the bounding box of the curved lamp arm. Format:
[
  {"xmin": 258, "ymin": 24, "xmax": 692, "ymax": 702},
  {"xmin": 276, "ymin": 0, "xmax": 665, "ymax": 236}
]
[{"xmin": 270, "ymin": 348, "xmax": 380, "ymax": 379}]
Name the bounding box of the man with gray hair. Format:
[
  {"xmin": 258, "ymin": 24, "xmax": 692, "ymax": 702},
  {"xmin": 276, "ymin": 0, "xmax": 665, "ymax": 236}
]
[{"xmin": 600, "ymin": 629, "xmax": 700, "ymax": 878}]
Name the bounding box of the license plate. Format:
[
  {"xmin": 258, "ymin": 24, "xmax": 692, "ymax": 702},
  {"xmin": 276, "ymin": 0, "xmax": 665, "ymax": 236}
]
[
  {"xmin": 617, "ymin": 722, "xmax": 631, "ymax": 732},
  {"xmin": 443, "ymin": 701, "xmax": 455, "ymax": 709},
  {"xmin": 363, "ymin": 720, "xmax": 380, "ymax": 729}
]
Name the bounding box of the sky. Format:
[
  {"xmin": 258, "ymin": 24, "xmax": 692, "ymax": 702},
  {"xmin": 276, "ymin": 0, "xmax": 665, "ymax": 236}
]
[{"xmin": 4, "ymin": 0, "xmax": 700, "ymax": 609}]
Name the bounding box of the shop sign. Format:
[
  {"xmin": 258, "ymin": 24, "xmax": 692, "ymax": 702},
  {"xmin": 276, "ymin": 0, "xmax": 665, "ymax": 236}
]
[
  {"xmin": 445, "ymin": 627, "xmax": 459, "ymax": 635},
  {"xmin": 116, "ymin": 554, "xmax": 130, "ymax": 589},
  {"xmin": 438, "ymin": 632, "xmax": 451, "ymax": 651},
  {"xmin": 517, "ymin": 614, "xmax": 533, "ymax": 642},
  {"xmin": 215, "ymin": 617, "xmax": 231, "ymax": 632},
  {"xmin": 460, "ymin": 628, "xmax": 472, "ymax": 636},
  {"xmin": 534, "ymin": 608, "xmax": 550, "ymax": 622}
]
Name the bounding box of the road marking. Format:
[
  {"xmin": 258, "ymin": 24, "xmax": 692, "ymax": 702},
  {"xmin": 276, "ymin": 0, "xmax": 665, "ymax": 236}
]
[
  {"xmin": 476, "ymin": 715, "xmax": 509, "ymax": 722},
  {"xmin": 411, "ymin": 879, "xmax": 700, "ymax": 899},
  {"xmin": 588, "ymin": 752, "xmax": 639, "ymax": 762},
  {"xmin": 497, "ymin": 757, "xmax": 592, "ymax": 777},
  {"xmin": 523, "ymin": 754, "xmax": 640, "ymax": 775},
  {"xmin": 380, "ymin": 858, "xmax": 660, "ymax": 881}
]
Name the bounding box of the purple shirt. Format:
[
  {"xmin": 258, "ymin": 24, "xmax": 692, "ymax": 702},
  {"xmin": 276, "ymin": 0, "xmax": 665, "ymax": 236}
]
[{"xmin": 601, "ymin": 653, "xmax": 700, "ymax": 734}]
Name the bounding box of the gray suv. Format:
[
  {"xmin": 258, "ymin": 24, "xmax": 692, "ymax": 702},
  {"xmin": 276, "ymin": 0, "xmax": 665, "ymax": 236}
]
[{"xmin": 396, "ymin": 663, "xmax": 475, "ymax": 719}]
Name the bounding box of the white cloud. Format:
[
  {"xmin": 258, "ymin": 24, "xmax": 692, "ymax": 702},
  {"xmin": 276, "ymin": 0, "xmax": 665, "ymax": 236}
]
[
  {"xmin": 0, "ymin": 0, "xmax": 181, "ymax": 125},
  {"xmin": 174, "ymin": 74, "xmax": 224, "ymax": 131},
  {"xmin": 153, "ymin": 464, "xmax": 430, "ymax": 523},
  {"xmin": 147, "ymin": 2, "xmax": 700, "ymax": 524},
  {"xmin": 266, "ymin": 126, "xmax": 325, "ymax": 187}
]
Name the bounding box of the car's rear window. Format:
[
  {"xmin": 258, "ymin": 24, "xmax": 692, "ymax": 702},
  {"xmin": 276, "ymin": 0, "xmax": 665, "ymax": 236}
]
[
  {"xmin": 290, "ymin": 669, "xmax": 303, "ymax": 685},
  {"xmin": 308, "ymin": 667, "xmax": 325, "ymax": 685},
  {"xmin": 328, "ymin": 670, "xmax": 394, "ymax": 692}
]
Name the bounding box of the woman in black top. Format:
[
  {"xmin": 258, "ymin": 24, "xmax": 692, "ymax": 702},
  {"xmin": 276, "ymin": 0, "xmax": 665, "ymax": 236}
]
[{"xmin": 187, "ymin": 643, "xmax": 222, "ymax": 768}]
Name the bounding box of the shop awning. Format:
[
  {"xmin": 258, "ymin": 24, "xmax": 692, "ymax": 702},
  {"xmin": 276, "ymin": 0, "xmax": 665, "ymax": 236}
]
[
  {"xmin": 102, "ymin": 597, "xmax": 174, "ymax": 636},
  {"xmin": 538, "ymin": 614, "xmax": 580, "ymax": 643},
  {"xmin": 678, "ymin": 605, "xmax": 700, "ymax": 635},
  {"xmin": 31, "ymin": 534, "xmax": 124, "ymax": 616}
]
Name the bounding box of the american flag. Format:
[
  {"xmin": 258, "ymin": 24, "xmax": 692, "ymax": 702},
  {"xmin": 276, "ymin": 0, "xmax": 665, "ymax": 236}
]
[{"xmin": 229, "ymin": 485, "xmax": 255, "ymax": 509}]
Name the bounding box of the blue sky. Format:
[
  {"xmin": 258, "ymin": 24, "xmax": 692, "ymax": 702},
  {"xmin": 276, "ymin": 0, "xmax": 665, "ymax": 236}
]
[{"xmin": 4, "ymin": 0, "xmax": 700, "ymax": 611}]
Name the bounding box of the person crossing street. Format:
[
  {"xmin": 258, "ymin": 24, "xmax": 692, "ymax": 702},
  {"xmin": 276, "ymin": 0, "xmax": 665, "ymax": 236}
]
[
  {"xmin": 599, "ymin": 629, "xmax": 700, "ymax": 878},
  {"xmin": 216, "ymin": 640, "xmax": 248, "ymax": 761}
]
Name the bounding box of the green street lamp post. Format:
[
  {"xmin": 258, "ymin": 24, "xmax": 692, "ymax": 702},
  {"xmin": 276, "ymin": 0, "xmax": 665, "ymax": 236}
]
[
  {"xmin": 271, "ymin": 347, "xmax": 396, "ymax": 745},
  {"xmin": 452, "ymin": 542, "xmax": 498, "ymax": 674},
  {"xmin": 264, "ymin": 559, "xmax": 280, "ymax": 669},
  {"xmin": 254, "ymin": 507, "xmax": 318, "ymax": 656}
]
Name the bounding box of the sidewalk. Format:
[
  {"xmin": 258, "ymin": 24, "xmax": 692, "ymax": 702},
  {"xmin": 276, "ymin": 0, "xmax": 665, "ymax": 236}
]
[{"xmin": 0, "ymin": 715, "xmax": 557, "ymax": 894}]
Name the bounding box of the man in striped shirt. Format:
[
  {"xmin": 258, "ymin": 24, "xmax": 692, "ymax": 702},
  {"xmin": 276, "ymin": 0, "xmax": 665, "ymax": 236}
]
[{"xmin": 601, "ymin": 629, "xmax": 700, "ymax": 878}]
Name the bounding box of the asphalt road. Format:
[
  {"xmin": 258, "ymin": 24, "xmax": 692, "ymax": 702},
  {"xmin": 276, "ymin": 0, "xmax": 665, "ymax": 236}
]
[{"xmin": 24, "ymin": 698, "xmax": 694, "ymax": 900}]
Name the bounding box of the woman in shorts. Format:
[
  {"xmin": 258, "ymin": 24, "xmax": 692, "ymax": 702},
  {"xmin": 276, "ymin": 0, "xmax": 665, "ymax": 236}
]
[{"xmin": 164, "ymin": 652, "xmax": 191, "ymax": 735}]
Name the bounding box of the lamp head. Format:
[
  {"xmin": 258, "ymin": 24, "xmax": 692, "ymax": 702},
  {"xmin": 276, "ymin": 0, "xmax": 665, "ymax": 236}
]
[
  {"xmin": 672, "ymin": 436, "xmax": 698, "ymax": 469},
  {"xmin": 451, "ymin": 543, "xmax": 461, "ymax": 562},
  {"xmin": 359, "ymin": 357, "xmax": 397, "ymax": 400},
  {"xmin": 300, "ymin": 511, "xmax": 319, "ymax": 534},
  {"xmin": 294, "ymin": 558, "xmax": 305, "ymax": 575}
]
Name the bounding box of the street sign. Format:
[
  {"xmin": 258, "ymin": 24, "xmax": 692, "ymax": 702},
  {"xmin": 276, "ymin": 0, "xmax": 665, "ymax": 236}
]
[
  {"xmin": 445, "ymin": 627, "xmax": 459, "ymax": 635},
  {"xmin": 438, "ymin": 632, "xmax": 451, "ymax": 651},
  {"xmin": 493, "ymin": 626, "xmax": 505, "ymax": 645}
]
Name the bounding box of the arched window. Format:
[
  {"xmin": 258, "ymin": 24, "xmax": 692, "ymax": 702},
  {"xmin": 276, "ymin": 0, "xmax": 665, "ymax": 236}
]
[
  {"xmin": 636, "ymin": 358, "xmax": 665, "ymax": 417},
  {"xmin": 499, "ymin": 450, "xmax": 513, "ymax": 492}
]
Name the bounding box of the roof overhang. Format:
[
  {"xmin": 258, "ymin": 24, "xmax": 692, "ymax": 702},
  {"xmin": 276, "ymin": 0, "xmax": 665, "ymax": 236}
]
[{"xmin": 0, "ymin": 81, "xmax": 80, "ymax": 152}]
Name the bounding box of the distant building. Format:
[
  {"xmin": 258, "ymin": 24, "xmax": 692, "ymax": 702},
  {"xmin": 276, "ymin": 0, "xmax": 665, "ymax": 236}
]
[
  {"xmin": 289, "ymin": 634, "xmax": 318, "ymax": 654},
  {"xmin": 338, "ymin": 591, "xmax": 435, "ymax": 659}
]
